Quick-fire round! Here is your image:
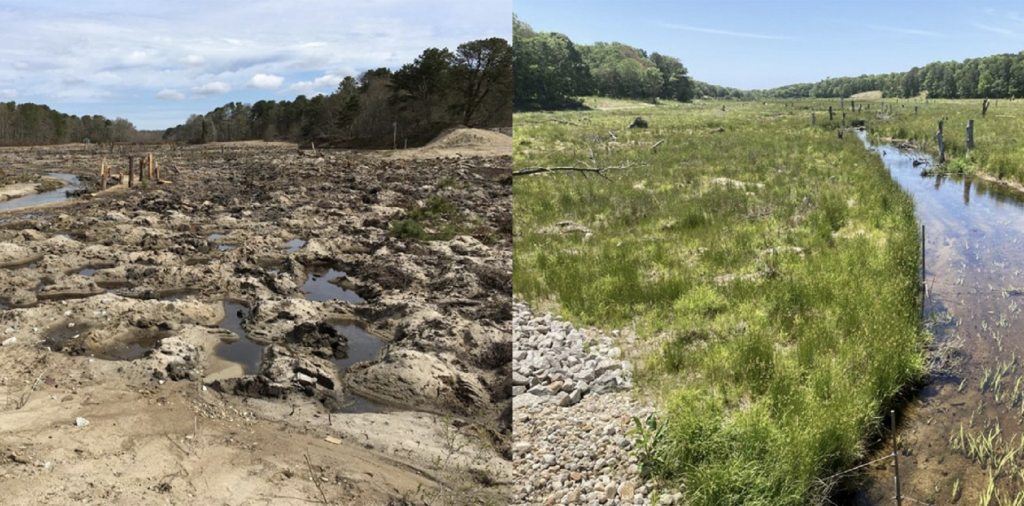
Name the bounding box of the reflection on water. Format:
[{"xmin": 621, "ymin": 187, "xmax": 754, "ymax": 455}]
[{"xmin": 214, "ymin": 301, "xmax": 262, "ymax": 375}]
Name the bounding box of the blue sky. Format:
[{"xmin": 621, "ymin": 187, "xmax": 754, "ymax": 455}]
[
  {"xmin": 514, "ymin": 0, "xmax": 1024, "ymax": 91},
  {"xmin": 0, "ymin": 0, "xmax": 510, "ymax": 130}
]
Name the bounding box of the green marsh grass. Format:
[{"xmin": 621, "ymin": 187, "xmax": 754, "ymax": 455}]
[{"xmin": 514, "ymin": 99, "xmax": 925, "ymax": 505}]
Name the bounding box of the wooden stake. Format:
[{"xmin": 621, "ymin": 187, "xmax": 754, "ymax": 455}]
[
  {"xmin": 966, "ymin": 119, "xmax": 974, "ymax": 158},
  {"xmin": 128, "ymin": 155, "xmax": 134, "ymax": 188},
  {"xmin": 101, "ymin": 159, "xmax": 107, "ymax": 191},
  {"xmin": 148, "ymin": 153, "xmax": 153, "ymax": 180}
]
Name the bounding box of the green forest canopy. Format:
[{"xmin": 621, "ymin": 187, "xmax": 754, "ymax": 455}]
[
  {"xmin": 513, "ymin": 15, "xmax": 744, "ymax": 110},
  {"xmin": 514, "ymin": 13, "xmax": 1024, "ymax": 108}
]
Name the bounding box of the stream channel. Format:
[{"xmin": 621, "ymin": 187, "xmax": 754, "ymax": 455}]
[
  {"xmin": 850, "ymin": 131, "xmax": 1024, "ymax": 504},
  {"xmin": 0, "ymin": 173, "xmax": 81, "ymax": 213}
]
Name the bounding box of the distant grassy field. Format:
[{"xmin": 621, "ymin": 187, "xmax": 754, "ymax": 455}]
[{"xmin": 514, "ymin": 99, "xmax": 926, "ymax": 505}]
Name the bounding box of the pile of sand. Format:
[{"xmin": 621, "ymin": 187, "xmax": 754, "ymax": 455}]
[{"xmin": 426, "ymin": 128, "xmax": 512, "ymax": 151}]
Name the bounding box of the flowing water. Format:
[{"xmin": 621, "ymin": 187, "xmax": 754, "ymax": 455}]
[
  {"xmin": 850, "ymin": 131, "xmax": 1024, "ymax": 504},
  {"xmin": 0, "ymin": 173, "xmax": 81, "ymax": 212}
]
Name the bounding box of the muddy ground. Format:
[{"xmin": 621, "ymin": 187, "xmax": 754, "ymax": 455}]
[{"xmin": 0, "ymin": 131, "xmax": 511, "ymax": 505}]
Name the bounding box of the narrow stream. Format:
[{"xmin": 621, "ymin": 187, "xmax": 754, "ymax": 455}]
[
  {"xmin": 851, "ymin": 131, "xmax": 1024, "ymax": 504},
  {"xmin": 0, "ymin": 173, "xmax": 81, "ymax": 212}
]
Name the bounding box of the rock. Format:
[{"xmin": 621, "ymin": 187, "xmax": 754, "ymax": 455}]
[
  {"xmin": 75, "ymin": 417, "xmax": 89, "ymax": 427},
  {"xmin": 618, "ymin": 481, "xmax": 635, "ymax": 500},
  {"xmin": 1, "ymin": 337, "xmax": 15, "ymax": 347},
  {"xmin": 554, "ymin": 392, "xmax": 572, "ymax": 407}
]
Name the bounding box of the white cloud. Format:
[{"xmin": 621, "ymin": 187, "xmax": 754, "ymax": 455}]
[
  {"xmin": 179, "ymin": 54, "xmax": 205, "ymax": 66},
  {"xmin": 193, "ymin": 81, "xmax": 231, "ymax": 95},
  {"xmin": 155, "ymin": 88, "xmax": 185, "ymax": 101},
  {"xmin": 659, "ymin": 22, "xmax": 796, "ymax": 40},
  {"xmin": 124, "ymin": 50, "xmax": 152, "ymax": 65},
  {"xmin": 283, "ymin": 73, "xmax": 345, "ymax": 95},
  {"xmin": 246, "ymin": 73, "xmax": 284, "ymax": 89},
  {"xmin": 0, "ymin": 89, "xmax": 17, "ymax": 99}
]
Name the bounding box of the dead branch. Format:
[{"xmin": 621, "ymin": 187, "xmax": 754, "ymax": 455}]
[
  {"xmin": 512, "ymin": 162, "xmax": 640, "ymax": 180},
  {"xmin": 650, "ymin": 139, "xmax": 665, "ymax": 152}
]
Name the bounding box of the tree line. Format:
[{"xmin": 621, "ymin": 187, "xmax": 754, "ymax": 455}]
[
  {"xmin": 761, "ymin": 52, "xmax": 1024, "ymax": 100},
  {"xmin": 162, "ymin": 37, "xmax": 511, "ymax": 148},
  {"xmin": 513, "ymin": 15, "xmax": 699, "ymax": 109},
  {"xmin": 0, "ymin": 102, "xmax": 151, "ymax": 146}
]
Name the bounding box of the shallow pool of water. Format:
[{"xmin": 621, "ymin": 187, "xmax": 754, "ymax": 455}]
[
  {"xmin": 302, "ymin": 267, "xmax": 364, "ymax": 304},
  {"xmin": 330, "ymin": 321, "xmax": 386, "ymax": 371},
  {"xmin": 214, "ymin": 301, "xmax": 262, "ymax": 375}
]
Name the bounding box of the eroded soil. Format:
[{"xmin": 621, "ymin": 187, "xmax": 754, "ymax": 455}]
[{"xmin": 0, "ymin": 135, "xmax": 511, "ymax": 505}]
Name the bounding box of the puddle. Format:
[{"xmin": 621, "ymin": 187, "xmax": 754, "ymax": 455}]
[
  {"xmin": 851, "ymin": 131, "xmax": 1024, "ymax": 503},
  {"xmin": 214, "ymin": 301, "xmax": 263, "ymax": 375},
  {"xmin": 72, "ymin": 263, "xmax": 114, "ymax": 277},
  {"xmin": 286, "ymin": 239, "xmax": 306, "ymax": 253},
  {"xmin": 330, "ymin": 321, "xmax": 386, "ymax": 371},
  {"xmin": 330, "ymin": 321, "xmax": 386, "ymax": 413},
  {"xmin": 302, "ymin": 267, "xmax": 364, "ymax": 304},
  {"xmin": 333, "ymin": 393, "xmax": 386, "ymax": 413},
  {"xmin": 207, "ymin": 233, "xmax": 237, "ymax": 251},
  {"xmin": 94, "ymin": 329, "xmax": 172, "ymax": 361},
  {"xmin": 0, "ymin": 173, "xmax": 82, "ymax": 212}
]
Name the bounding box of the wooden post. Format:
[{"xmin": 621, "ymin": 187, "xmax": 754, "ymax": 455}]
[
  {"xmin": 851, "ymin": 99, "xmax": 855, "ymax": 111},
  {"xmin": 842, "ymin": 111, "xmax": 846, "ymax": 126},
  {"xmin": 982, "ymin": 99, "xmax": 990, "ymax": 117},
  {"xmin": 155, "ymin": 159, "xmax": 160, "ymax": 182},
  {"xmin": 148, "ymin": 153, "xmax": 153, "ymax": 180},
  {"xmin": 892, "ymin": 410, "xmax": 902, "ymax": 506},
  {"xmin": 100, "ymin": 159, "xmax": 107, "ymax": 191},
  {"xmin": 828, "ymin": 106, "xmax": 834, "ymax": 121},
  {"xmin": 936, "ymin": 120, "xmax": 945, "ymax": 163},
  {"xmin": 128, "ymin": 155, "xmax": 134, "ymax": 188},
  {"xmin": 841, "ymin": 97, "xmax": 844, "ymax": 110},
  {"xmin": 964, "ymin": 179, "xmax": 972, "ymax": 206},
  {"xmin": 966, "ymin": 119, "xmax": 974, "ymax": 158},
  {"xmin": 914, "ymin": 106, "xmax": 918, "ymax": 115},
  {"xmin": 392, "ymin": 122, "xmax": 397, "ymax": 150},
  {"xmin": 812, "ymin": 112, "xmax": 816, "ymax": 126}
]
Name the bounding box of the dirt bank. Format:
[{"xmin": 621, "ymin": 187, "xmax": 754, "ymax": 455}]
[{"xmin": 0, "ymin": 139, "xmax": 511, "ymax": 505}]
